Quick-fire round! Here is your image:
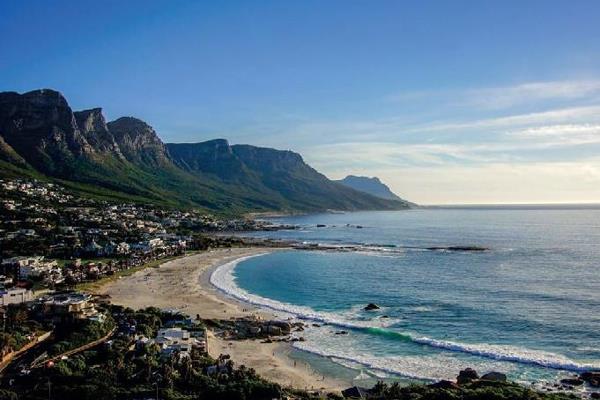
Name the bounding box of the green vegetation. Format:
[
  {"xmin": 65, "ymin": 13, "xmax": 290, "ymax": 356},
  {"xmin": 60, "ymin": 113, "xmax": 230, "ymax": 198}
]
[
  {"xmin": 48, "ymin": 318, "xmax": 114, "ymax": 357},
  {"xmin": 2, "ymin": 306, "xmax": 283, "ymax": 400},
  {"xmin": 0, "ymin": 304, "xmax": 44, "ymax": 355}
]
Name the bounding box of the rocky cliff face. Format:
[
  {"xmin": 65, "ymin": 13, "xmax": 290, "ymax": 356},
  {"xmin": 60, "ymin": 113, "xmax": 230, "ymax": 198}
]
[
  {"xmin": 0, "ymin": 89, "xmax": 91, "ymax": 174},
  {"xmin": 231, "ymin": 144, "xmax": 308, "ymax": 173},
  {"xmin": 74, "ymin": 108, "xmax": 123, "ymax": 158},
  {"xmin": 167, "ymin": 139, "xmax": 250, "ymax": 181},
  {"xmin": 107, "ymin": 117, "xmax": 170, "ymax": 167}
]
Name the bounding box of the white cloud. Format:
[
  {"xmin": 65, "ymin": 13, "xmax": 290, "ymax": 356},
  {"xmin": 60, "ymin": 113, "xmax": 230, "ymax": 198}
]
[
  {"xmin": 464, "ymin": 80, "xmax": 600, "ymax": 109},
  {"xmin": 407, "ymin": 105, "xmax": 600, "ymax": 134},
  {"xmin": 387, "ymin": 79, "xmax": 600, "ymax": 111},
  {"xmin": 508, "ymin": 124, "xmax": 600, "ymax": 147}
]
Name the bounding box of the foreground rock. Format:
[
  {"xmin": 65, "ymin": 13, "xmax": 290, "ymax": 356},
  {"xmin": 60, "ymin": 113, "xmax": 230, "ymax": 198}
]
[
  {"xmin": 581, "ymin": 371, "xmax": 600, "ymax": 387},
  {"xmin": 457, "ymin": 367, "xmax": 479, "ymax": 384},
  {"xmin": 560, "ymin": 378, "xmax": 584, "ymax": 386},
  {"xmin": 481, "ymin": 371, "xmax": 507, "ymax": 382}
]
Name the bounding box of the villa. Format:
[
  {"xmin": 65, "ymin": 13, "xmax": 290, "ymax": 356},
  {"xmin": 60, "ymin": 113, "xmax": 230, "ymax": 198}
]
[
  {"xmin": 155, "ymin": 327, "xmax": 207, "ymax": 358},
  {"xmin": 38, "ymin": 292, "xmax": 101, "ymax": 322}
]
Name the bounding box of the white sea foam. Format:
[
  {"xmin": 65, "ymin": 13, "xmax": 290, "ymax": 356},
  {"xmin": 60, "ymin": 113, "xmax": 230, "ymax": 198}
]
[
  {"xmin": 210, "ymin": 254, "xmax": 396, "ymax": 329},
  {"xmin": 210, "ymin": 254, "xmax": 600, "ymax": 376},
  {"xmin": 295, "ymin": 327, "xmax": 515, "ymax": 381},
  {"xmin": 409, "ymin": 306, "xmax": 436, "ymax": 313}
]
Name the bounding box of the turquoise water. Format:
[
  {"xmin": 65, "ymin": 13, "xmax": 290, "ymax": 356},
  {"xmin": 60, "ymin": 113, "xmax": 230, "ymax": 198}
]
[{"xmin": 218, "ymin": 209, "xmax": 600, "ymax": 385}]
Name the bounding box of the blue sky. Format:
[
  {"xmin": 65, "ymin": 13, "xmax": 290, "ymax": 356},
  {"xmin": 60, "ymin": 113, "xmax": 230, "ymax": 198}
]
[{"xmin": 2, "ymin": 1, "xmax": 600, "ymax": 204}]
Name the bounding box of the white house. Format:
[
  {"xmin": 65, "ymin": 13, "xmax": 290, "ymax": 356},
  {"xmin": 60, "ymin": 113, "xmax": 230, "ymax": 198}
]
[
  {"xmin": 0, "ymin": 287, "xmax": 33, "ymax": 306},
  {"xmin": 155, "ymin": 327, "xmax": 205, "ymax": 357},
  {"xmin": 19, "ymin": 260, "xmax": 57, "ymax": 280}
]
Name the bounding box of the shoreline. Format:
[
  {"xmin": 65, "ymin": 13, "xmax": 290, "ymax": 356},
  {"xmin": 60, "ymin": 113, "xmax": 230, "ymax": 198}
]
[{"xmin": 97, "ymin": 247, "xmax": 350, "ymax": 392}]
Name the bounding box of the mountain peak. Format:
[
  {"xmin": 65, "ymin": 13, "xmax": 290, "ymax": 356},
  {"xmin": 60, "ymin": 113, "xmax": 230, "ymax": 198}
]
[
  {"xmin": 0, "ymin": 88, "xmax": 70, "ymax": 109},
  {"xmin": 0, "ymin": 88, "xmax": 90, "ymax": 174},
  {"xmin": 108, "ymin": 116, "xmax": 155, "ymax": 135},
  {"xmin": 346, "ymin": 175, "xmax": 382, "ymax": 184},
  {"xmin": 336, "ymin": 175, "xmax": 404, "ymax": 201},
  {"xmin": 107, "ymin": 116, "xmax": 168, "ymax": 166},
  {"xmin": 74, "ymin": 108, "xmax": 123, "ymax": 157}
]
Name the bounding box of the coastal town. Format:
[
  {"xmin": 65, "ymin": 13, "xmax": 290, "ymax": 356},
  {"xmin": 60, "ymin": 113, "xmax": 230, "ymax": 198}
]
[
  {"xmin": 0, "ymin": 178, "xmax": 301, "ymax": 399},
  {"xmin": 0, "ymin": 178, "xmax": 289, "ymax": 297},
  {"xmin": 0, "ymin": 179, "xmax": 597, "ymax": 399}
]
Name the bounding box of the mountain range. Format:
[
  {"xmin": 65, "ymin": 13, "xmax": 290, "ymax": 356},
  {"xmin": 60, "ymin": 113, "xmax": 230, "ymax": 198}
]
[{"xmin": 0, "ymin": 89, "xmax": 412, "ymax": 213}]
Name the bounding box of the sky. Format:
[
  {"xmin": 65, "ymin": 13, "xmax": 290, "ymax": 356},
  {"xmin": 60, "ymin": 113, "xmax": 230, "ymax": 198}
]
[{"xmin": 2, "ymin": 1, "xmax": 600, "ymax": 204}]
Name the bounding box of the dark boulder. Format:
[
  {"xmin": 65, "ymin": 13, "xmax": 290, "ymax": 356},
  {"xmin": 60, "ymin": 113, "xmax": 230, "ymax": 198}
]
[
  {"xmin": 560, "ymin": 378, "xmax": 584, "ymax": 386},
  {"xmin": 457, "ymin": 368, "xmax": 479, "ymax": 385},
  {"xmin": 481, "ymin": 372, "xmax": 507, "ymax": 382},
  {"xmin": 581, "ymin": 371, "xmax": 600, "ymax": 387},
  {"xmin": 364, "ymin": 303, "xmax": 380, "ymax": 311},
  {"xmin": 341, "ymin": 386, "xmax": 370, "ymax": 399}
]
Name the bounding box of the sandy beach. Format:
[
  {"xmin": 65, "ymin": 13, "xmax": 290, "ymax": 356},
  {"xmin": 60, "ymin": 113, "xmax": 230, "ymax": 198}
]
[{"xmin": 97, "ymin": 248, "xmax": 349, "ymax": 392}]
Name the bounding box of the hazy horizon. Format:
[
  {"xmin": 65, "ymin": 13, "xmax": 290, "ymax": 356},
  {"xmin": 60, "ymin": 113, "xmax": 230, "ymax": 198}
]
[{"xmin": 2, "ymin": 1, "xmax": 600, "ymax": 204}]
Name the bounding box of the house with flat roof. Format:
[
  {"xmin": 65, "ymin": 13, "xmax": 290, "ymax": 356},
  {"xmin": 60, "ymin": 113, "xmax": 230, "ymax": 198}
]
[
  {"xmin": 155, "ymin": 327, "xmax": 206, "ymax": 357},
  {"xmin": 38, "ymin": 292, "xmax": 100, "ymax": 322},
  {"xmin": 0, "ymin": 287, "xmax": 33, "ymax": 306}
]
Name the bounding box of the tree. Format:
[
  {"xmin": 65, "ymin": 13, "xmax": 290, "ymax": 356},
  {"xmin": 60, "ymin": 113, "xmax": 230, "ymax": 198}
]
[
  {"xmin": 6, "ymin": 304, "xmax": 28, "ymax": 330},
  {"xmin": 0, "ymin": 332, "xmax": 16, "ymax": 355}
]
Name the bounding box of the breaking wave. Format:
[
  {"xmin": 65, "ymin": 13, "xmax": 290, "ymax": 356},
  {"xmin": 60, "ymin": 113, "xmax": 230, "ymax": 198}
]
[{"xmin": 209, "ymin": 254, "xmax": 600, "ymax": 375}]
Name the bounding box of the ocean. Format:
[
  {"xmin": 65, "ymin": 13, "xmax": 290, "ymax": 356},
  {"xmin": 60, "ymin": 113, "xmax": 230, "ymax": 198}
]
[{"xmin": 210, "ymin": 208, "xmax": 600, "ymax": 389}]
